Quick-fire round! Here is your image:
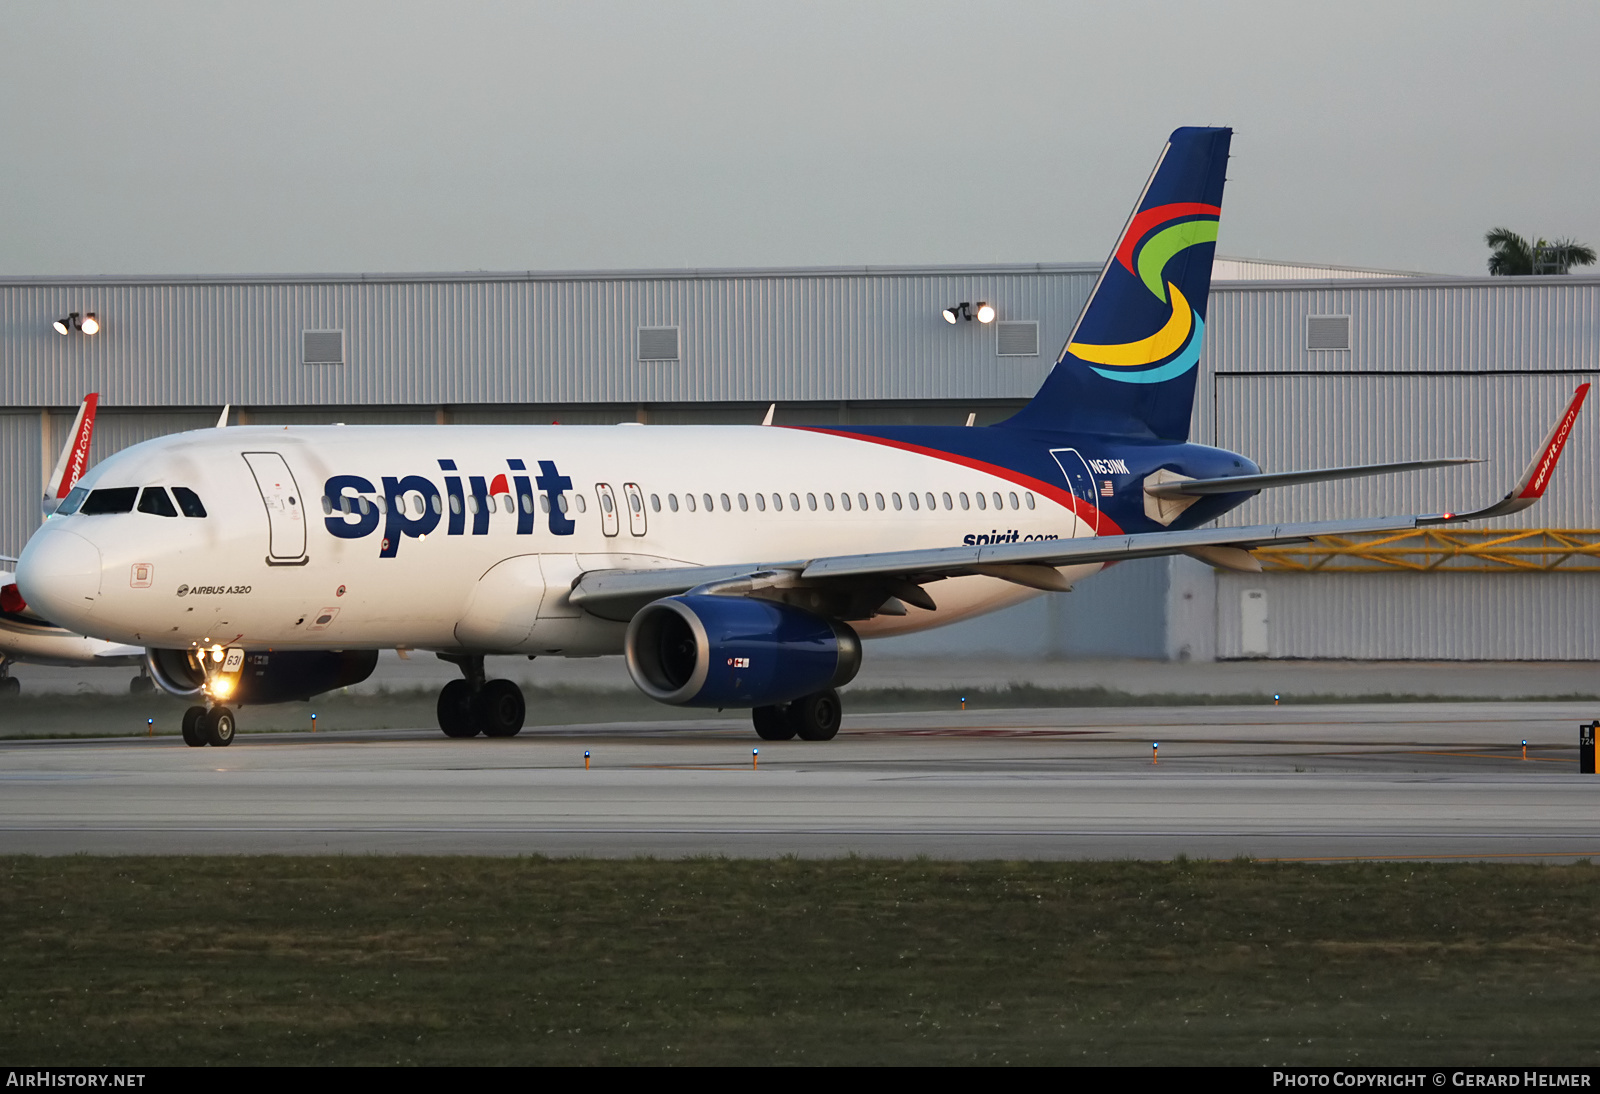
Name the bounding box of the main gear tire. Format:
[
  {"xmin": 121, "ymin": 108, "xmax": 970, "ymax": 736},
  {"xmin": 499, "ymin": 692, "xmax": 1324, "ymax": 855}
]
[
  {"xmin": 476, "ymin": 679, "xmax": 526, "ymax": 738},
  {"xmin": 181, "ymin": 705, "xmax": 208, "ymax": 747},
  {"xmin": 203, "ymin": 706, "xmax": 236, "ymax": 747},
  {"xmin": 788, "ymin": 688, "xmax": 842, "ymax": 742},
  {"xmin": 753, "ymin": 705, "xmax": 796, "ymax": 741},
  {"xmin": 437, "ymin": 679, "xmax": 478, "ymax": 738}
]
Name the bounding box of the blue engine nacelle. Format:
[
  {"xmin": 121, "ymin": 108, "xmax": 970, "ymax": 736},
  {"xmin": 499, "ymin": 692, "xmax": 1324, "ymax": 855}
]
[{"xmin": 625, "ymin": 595, "xmax": 861, "ymax": 708}]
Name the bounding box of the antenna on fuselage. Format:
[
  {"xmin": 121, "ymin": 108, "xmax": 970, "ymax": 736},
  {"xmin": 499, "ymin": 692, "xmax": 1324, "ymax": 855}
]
[
  {"xmin": 762, "ymin": 403, "xmax": 776, "ymax": 426},
  {"xmin": 965, "ymin": 412, "xmax": 977, "ymax": 427},
  {"xmin": 216, "ymin": 404, "xmax": 231, "ymax": 429}
]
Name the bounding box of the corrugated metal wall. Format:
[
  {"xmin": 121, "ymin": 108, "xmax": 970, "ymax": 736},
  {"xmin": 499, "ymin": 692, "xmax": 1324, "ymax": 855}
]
[
  {"xmin": 1211, "ymin": 258, "xmax": 1420, "ymax": 282},
  {"xmin": 1214, "ymin": 572, "xmax": 1600, "ymax": 660},
  {"xmin": 1201, "ymin": 276, "xmax": 1600, "ymax": 660},
  {"xmin": 1204, "ymin": 276, "xmax": 1600, "ymax": 387},
  {"xmin": 1207, "ymin": 373, "xmax": 1598, "ymax": 528},
  {"xmin": 0, "ymin": 266, "xmax": 1096, "ymax": 409}
]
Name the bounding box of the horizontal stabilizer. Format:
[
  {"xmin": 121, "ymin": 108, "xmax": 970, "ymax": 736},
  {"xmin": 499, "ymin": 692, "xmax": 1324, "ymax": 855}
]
[{"xmin": 1144, "ymin": 457, "xmax": 1480, "ymax": 499}]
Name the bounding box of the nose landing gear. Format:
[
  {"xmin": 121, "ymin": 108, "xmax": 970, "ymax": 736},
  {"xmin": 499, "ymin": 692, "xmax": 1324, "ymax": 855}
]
[
  {"xmin": 436, "ymin": 654, "xmax": 525, "ymax": 739},
  {"xmin": 181, "ymin": 704, "xmax": 235, "ymax": 747}
]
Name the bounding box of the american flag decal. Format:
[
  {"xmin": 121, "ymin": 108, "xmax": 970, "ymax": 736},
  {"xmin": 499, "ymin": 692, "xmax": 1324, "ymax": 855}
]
[{"xmin": 1100, "ymin": 480, "xmax": 1114, "ymax": 497}]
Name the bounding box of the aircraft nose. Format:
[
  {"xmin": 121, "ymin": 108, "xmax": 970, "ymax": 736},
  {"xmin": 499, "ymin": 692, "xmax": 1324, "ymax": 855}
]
[{"xmin": 15, "ymin": 527, "xmax": 103, "ymax": 628}]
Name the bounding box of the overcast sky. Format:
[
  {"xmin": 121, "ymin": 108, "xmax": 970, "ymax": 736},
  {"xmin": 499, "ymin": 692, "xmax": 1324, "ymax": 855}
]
[{"xmin": 3, "ymin": 1, "xmax": 1597, "ymax": 277}]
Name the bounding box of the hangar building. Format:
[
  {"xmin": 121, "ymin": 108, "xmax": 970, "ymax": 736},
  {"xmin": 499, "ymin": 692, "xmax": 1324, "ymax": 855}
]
[{"xmin": 2, "ymin": 260, "xmax": 1595, "ymax": 661}]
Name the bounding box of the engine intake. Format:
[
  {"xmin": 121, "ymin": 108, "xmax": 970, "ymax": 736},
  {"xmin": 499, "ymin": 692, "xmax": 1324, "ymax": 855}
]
[
  {"xmin": 145, "ymin": 648, "xmax": 379, "ymax": 705},
  {"xmin": 625, "ymin": 595, "xmax": 860, "ymax": 708}
]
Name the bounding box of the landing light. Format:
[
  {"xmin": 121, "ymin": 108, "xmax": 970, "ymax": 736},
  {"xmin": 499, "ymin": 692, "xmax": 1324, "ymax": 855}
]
[{"xmin": 210, "ymin": 645, "xmax": 224, "ymax": 662}]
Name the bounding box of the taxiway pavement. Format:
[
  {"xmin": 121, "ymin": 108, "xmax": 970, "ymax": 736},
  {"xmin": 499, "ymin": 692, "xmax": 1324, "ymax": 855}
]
[{"xmin": 2, "ymin": 702, "xmax": 1597, "ymax": 860}]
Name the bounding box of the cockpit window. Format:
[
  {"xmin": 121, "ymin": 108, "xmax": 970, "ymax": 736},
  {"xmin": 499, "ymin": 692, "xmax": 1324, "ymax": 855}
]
[
  {"xmin": 55, "ymin": 487, "xmax": 88, "ymax": 516},
  {"xmin": 79, "ymin": 487, "xmax": 139, "ymax": 515},
  {"xmin": 137, "ymin": 487, "xmax": 178, "ymax": 518},
  {"xmin": 172, "ymin": 487, "xmax": 207, "ymax": 518}
]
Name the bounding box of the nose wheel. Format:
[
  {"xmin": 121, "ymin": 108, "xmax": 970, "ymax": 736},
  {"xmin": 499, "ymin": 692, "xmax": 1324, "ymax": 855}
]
[
  {"xmin": 182, "ymin": 704, "xmax": 236, "ymax": 747},
  {"xmin": 436, "ymin": 655, "xmax": 525, "ymax": 739}
]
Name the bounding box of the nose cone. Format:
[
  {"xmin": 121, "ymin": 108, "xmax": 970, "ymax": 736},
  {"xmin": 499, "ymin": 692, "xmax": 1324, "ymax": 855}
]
[{"xmin": 16, "ymin": 527, "xmax": 103, "ymax": 629}]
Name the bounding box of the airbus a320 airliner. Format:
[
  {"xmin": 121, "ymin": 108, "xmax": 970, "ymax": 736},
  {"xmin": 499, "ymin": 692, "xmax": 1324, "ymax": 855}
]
[{"xmin": 14, "ymin": 127, "xmax": 1588, "ymax": 747}]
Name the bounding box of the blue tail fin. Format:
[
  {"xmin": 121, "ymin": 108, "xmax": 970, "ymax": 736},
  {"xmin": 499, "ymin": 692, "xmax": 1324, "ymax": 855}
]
[{"xmin": 1003, "ymin": 126, "xmax": 1231, "ymax": 440}]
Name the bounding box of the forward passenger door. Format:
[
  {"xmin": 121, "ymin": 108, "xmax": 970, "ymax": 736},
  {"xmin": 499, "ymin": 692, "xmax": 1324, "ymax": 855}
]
[{"xmin": 242, "ymin": 452, "xmax": 309, "ymax": 564}]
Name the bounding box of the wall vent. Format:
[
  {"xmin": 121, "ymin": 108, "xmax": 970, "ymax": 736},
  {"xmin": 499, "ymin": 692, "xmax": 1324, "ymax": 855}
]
[
  {"xmin": 302, "ymin": 329, "xmax": 345, "ymax": 364},
  {"xmin": 996, "ymin": 320, "xmax": 1039, "ymax": 357},
  {"xmin": 1306, "ymin": 315, "xmax": 1351, "ymax": 351},
  {"xmin": 637, "ymin": 326, "xmax": 679, "ymax": 361}
]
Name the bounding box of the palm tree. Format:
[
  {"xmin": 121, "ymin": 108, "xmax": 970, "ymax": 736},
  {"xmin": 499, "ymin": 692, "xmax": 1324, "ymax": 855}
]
[{"xmin": 1486, "ymin": 228, "xmax": 1597, "ymax": 275}]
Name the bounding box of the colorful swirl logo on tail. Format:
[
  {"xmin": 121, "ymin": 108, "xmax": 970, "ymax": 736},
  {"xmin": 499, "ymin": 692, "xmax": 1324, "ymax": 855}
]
[{"xmin": 1069, "ymin": 202, "xmax": 1219, "ymax": 385}]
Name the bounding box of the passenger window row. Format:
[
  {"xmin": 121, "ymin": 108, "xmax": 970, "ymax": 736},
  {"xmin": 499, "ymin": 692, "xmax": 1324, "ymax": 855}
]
[
  {"xmin": 60, "ymin": 485, "xmax": 207, "ymax": 518},
  {"xmin": 646, "ymin": 490, "xmax": 1035, "ymax": 513},
  {"xmin": 318, "ymin": 485, "xmax": 1036, "ymax": 522}
]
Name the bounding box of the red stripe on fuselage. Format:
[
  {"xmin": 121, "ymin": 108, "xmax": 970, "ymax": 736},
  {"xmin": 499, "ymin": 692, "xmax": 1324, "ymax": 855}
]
[{"xmin": 783, "ymin": 427, "xmax": 1124, "ymax": 536}]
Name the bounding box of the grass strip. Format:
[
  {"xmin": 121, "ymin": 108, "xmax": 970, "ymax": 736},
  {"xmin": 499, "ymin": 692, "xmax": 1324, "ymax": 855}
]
[{"xmin": 2, "ymin": 856, "xmax": 1599, "ymax": 1065}]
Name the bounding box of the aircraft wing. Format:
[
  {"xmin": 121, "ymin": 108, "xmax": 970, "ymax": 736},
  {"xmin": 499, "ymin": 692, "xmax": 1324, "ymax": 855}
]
[
  {"xmin": 571, "ymin": 383, "xmax": 1588, "ymax": 622},
  {"xmin": 572, "ymin": 515, "xmax": 1419, "ymax": 620}
]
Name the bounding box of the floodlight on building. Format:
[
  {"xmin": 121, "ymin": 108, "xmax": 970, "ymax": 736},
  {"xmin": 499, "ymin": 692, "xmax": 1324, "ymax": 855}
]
[
  {"xmin": 942, "ymin": 301, "xmax": 997, "ymax": 324},
  {"xmin": 51, "ymin": 311, "xmax": 99, "ymax": 336}
]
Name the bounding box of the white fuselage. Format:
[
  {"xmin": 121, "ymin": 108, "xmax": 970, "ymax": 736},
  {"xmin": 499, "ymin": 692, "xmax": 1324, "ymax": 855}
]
[{"xmin": 17, "ymin": 424, "xmax": 1099, "ymax": 657}]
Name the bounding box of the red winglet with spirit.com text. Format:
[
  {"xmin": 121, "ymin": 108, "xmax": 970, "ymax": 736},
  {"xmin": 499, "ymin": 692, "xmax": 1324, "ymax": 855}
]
[{"xmin": 1518, "ymin": 383, "xmax": 1588, "ymax": 499}]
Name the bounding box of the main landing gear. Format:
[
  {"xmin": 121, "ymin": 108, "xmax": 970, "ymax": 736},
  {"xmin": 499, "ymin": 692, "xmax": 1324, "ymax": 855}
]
[
  {"xmin": 181, "ymin": 704, "xmax": 236, "ymax": 747},
  {"xmin": 751, "ymin": 687, "xmax": 843, "ymax": 742},
  {"xmin": 436, "ymin": 654, "xmax": 526, "ymax": 739},
  {"xmin": 0, "ymin": 657, "xmax": 18, "ymax": 697}
]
